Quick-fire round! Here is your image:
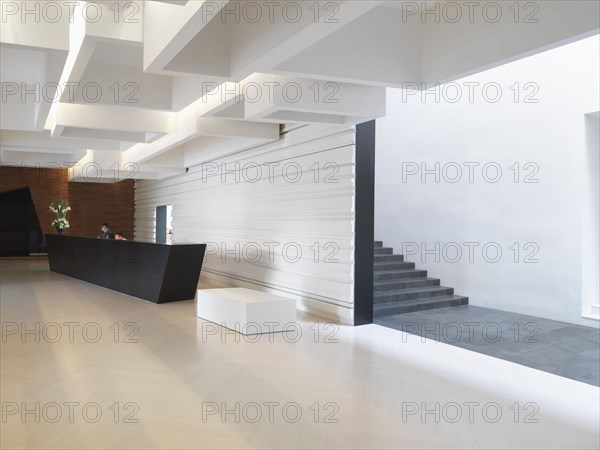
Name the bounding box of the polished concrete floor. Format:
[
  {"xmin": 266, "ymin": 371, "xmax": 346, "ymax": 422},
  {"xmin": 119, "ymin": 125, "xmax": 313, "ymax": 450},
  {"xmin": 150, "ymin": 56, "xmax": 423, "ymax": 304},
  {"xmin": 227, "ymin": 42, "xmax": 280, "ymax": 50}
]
[
  {"xmin": 1, "ymin": 259, "xmax": 599, "ymax": 449},
  {"xmin": 376, "ymin": 306, "xmax": 600, "ymax": 386}
]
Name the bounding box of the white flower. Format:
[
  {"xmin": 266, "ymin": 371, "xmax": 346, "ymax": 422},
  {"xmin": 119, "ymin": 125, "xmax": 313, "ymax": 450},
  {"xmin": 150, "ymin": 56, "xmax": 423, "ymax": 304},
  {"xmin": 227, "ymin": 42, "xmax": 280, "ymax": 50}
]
[
  {"xmin": 49, "ymin": 200, "xmax": 71, "ymax": 229},
  {"xmin": 52, "ymin": 218, "xmax": 70, "ymax": 229}
]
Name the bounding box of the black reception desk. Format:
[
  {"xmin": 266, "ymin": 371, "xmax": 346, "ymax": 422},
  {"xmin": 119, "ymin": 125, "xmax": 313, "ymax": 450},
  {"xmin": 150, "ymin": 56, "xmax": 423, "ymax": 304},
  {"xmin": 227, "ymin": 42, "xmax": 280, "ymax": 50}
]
[{"xmin": 46, "ymin": 235, "xmax": 206, "ymax": 303}]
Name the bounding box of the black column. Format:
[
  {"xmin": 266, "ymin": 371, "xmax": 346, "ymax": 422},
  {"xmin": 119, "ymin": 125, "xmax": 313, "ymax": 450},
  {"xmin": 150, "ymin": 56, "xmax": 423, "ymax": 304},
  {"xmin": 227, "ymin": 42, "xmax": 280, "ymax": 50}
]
[
  {"xmin": 0, "ymin": 187, "xmax": 44, "ymax": 256},
  {"xmin": 353, "ymin": 120, "xmax": 375, "ymax": 325}
]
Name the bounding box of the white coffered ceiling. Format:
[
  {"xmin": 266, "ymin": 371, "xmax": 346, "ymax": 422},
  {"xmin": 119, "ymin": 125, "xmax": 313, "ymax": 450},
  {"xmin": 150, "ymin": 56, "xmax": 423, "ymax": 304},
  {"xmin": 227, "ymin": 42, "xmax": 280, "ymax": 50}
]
[{"xmin": 1, "ymin": 0, "xmax": 598, "ymax": 182}]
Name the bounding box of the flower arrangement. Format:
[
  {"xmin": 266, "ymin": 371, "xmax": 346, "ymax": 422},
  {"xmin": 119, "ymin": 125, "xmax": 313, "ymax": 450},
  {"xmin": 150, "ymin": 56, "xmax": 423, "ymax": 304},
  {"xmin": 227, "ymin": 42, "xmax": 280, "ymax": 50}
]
[{"xmin": 49, "ymin": 199, "xmax": 71, "ymax": 233}]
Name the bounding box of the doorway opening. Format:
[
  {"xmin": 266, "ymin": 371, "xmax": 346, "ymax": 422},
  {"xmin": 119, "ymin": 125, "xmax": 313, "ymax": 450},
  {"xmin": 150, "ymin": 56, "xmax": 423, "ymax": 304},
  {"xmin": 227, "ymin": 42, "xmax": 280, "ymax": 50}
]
[
  {"xmin": 582, "ymin": 112, "xmax": 600, "ymax": 320},
  {"xmin": 155, "ymin": 205, "xmax": 173, "ymax": 244}
]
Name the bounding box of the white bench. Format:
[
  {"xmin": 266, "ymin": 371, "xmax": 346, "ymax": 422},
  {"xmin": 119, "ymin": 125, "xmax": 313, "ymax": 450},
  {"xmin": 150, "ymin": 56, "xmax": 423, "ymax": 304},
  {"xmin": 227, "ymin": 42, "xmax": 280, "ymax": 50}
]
[{"xmin": 196, "ymin": 288, "xmax": 297, "ymax": 335}]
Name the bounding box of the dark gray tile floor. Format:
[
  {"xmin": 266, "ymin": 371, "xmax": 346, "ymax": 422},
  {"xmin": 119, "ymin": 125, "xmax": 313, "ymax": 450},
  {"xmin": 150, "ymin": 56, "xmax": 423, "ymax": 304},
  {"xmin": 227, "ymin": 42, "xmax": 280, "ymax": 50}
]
[{"xmin": 375, "ymin": 305, "xmax": 600, "ymax": 386}]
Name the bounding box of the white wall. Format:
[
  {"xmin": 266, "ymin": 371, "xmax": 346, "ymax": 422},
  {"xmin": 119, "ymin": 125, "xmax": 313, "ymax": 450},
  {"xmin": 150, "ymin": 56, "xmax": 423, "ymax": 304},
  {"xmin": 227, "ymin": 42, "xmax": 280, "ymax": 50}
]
[
  {"xmin": 135, "ymin": 124, "xmax": 356, "ymax": 324},
  {"xmin": 375, "ymin": 35, "xmax": 600, "ymax": 327}
]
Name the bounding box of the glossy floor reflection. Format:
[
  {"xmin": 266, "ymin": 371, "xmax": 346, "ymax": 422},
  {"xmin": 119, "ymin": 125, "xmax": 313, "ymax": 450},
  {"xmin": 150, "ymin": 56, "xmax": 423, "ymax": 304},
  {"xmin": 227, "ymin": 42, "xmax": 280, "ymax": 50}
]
[
  {"xmin": 1, "ymin": 259, "xmax": 599, "ymax": 449},
  {"xmin": 376, "ymin": 305, "xmax": 600, "ymax": 386}
]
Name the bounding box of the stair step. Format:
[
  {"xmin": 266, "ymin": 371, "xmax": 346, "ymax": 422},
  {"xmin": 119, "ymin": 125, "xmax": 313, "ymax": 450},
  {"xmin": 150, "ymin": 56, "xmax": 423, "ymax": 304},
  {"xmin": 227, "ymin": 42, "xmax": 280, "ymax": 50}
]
[
  {"xmin": 373, "ymin": 269, "xmax": 427, "ymax": 281},
  {"xmin": 374, "ymin": 295, "xmax": 469, "ymax": 317},
  {"xmin": 372, "ymin": 241, "xmax": 467, "ymax": 317},
  {"xmin": 373, "ymin": 261, "xmax": 415, "ymax": 270},
  {"xmin": 374, "ymin": 286, "xmax": 454, "ymax": 304},
  {"xmin": 374, "ymin": 277, "xmax": 440, "ymax": 292},
  {"xmin": 374, "ymin": 254, "xmax": 404, "ymax": 262},
  {"xmin": 374, "ymin": 247, "xmax": 393, "ymax": 255}
]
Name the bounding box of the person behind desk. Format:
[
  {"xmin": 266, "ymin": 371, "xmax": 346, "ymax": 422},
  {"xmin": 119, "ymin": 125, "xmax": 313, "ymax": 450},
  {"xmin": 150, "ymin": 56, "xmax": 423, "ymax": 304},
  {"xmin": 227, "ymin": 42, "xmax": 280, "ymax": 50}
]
[
  {"xmin": 114, "ymin": 232, "xmax": 127, "ymax": 241},
  {"xmin": 98, "ymin": 223, "xmax": 114, "ymax": 239}
]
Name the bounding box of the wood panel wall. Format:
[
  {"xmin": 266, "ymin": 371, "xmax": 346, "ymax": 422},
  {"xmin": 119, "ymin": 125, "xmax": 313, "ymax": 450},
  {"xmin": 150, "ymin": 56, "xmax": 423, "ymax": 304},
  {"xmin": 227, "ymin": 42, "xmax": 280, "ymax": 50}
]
[{"xmin": 0, "ymin": 166, "xmax": 135, "ymax": 239}]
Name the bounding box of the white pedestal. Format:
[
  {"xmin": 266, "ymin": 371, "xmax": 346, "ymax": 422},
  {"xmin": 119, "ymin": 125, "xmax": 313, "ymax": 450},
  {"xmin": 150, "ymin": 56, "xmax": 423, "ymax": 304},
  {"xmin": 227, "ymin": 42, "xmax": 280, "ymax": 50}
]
[{"xmin": 196, "ymin": 288, "xmax": 297, "ymax": 335}]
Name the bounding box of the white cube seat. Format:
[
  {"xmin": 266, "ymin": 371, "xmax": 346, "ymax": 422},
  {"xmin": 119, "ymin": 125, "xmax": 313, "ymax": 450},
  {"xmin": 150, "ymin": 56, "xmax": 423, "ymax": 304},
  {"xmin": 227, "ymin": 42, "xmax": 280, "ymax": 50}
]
[{"xmin": 196, "ymin": 288, "xmax": 297, "ymax": 335}]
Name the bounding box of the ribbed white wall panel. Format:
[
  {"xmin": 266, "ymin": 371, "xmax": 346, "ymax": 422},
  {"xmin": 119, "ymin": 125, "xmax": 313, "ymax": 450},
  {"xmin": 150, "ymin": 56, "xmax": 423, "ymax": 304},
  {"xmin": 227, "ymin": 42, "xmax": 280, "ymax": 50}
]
[{"xmin": 134, "ymin": 124, "xmax": 356, "ymax": 323}]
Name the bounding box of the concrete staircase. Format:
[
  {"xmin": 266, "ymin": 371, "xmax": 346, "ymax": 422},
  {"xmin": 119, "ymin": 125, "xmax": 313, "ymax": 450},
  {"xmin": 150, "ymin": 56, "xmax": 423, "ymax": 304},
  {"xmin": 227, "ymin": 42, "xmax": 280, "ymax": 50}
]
[{"xmin": 373, "ymin": 241, "xmax": 468, "ymax": 318}]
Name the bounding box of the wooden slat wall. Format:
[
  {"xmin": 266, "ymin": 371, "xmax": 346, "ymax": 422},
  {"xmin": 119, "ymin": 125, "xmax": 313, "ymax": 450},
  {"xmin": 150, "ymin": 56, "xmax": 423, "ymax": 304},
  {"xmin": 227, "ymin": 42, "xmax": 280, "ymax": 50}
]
[
  {"xmin": 0, "ymin": 166, "xmax": 135, "ymax": 239},
  {"xmin": 135, "ymin": 124, "xmax": 356, "ymax": 323}
]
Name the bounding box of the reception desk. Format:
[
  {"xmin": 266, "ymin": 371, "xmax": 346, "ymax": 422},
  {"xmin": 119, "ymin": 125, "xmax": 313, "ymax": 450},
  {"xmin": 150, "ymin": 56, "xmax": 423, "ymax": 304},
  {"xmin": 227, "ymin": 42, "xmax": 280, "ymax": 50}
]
[{"xmin": 46, "ymin": 235, "xmax": 206, "ymax": 303}]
